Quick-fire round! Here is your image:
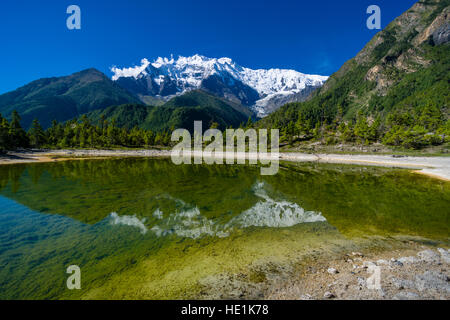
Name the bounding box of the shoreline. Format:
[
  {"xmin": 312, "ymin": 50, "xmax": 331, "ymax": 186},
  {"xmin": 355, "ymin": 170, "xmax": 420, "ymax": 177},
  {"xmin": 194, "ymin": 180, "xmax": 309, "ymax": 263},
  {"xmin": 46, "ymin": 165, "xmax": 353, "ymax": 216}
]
[
  {"xmin": 265, "ymin": 243, "xmax": 450, "ymax": 300},
  {"xmin": 1, "ymin": 149, "xmax": 449, "ymax": 181}
]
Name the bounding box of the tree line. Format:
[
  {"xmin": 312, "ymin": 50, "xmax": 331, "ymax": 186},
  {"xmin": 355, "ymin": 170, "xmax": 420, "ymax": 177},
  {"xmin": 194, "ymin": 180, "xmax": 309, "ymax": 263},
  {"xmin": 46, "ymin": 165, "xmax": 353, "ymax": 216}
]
[
  {"xmin": 0, "ymin": 112, "xmax": 174, "ymax": 152},
  {"xmin": 265, "ymin": 103, "xmax": 449, "ymax": 149},
  {"xmin": 1, "ymin": 106, "xmax": 448, "ymax": 153},
  {"xmin": 0, "ymin": 110, "xmax": 260, "ymax": 153}
]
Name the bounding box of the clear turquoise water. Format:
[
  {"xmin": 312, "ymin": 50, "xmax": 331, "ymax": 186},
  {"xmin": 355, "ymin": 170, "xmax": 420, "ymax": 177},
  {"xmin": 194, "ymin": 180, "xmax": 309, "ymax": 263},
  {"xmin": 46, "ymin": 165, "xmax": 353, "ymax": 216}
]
[{"xmin": 0, "ymin": 158, "xmax": 448, "ymax": 299}]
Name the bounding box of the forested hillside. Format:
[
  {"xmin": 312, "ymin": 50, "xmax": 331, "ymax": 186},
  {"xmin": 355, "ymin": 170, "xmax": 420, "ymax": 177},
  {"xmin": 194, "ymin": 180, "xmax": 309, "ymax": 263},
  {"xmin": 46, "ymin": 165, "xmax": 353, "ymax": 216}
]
[
  {"xmin": 86, "ymin": 90, "xmax": 251, "ymax": 132},
  {"xmin": 0, "ymin": 89, "xmax": 253, "ymax": 151},
  {"xmin": 0, "ymin": 69, "xmax": 139, "ymax": 129},
  {"xmin": 258, "ymin": 0, "xmax": 449, "ymax": 149}
]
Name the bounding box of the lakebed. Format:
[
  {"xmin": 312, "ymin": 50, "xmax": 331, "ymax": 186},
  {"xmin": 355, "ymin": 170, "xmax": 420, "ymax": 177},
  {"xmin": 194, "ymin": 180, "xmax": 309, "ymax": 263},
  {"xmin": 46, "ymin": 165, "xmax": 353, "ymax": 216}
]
[{"xmin": 0, "ymin": 153, "xmax": 448, "ymax": 300}]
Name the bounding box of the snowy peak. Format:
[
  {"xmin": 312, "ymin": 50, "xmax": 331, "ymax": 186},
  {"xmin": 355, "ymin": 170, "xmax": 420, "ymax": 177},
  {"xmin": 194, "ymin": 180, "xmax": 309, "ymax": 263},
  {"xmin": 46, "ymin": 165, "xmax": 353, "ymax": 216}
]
[
  {"xmin": 111, "ymin": 58, "xmax": 151, "ymax": 80},
  {"xmin": 111, "ymin": 55, "xmax": 328, "ymax": 117}
]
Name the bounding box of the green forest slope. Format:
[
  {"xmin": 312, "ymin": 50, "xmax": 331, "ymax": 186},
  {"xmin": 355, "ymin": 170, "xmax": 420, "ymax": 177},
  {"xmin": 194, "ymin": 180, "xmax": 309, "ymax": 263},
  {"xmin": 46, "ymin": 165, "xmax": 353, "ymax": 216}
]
[{"xmin": 258, "ymin": 0, "xmax": 450, "ymax": 149}]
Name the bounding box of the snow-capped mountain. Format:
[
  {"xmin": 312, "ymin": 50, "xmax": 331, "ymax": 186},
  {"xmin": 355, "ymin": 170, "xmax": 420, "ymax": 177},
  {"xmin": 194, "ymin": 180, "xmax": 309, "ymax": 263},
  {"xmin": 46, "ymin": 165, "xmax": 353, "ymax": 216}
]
[{"xmin": 111, "ymin": 55, "xmax": 328, "ymax": 117}]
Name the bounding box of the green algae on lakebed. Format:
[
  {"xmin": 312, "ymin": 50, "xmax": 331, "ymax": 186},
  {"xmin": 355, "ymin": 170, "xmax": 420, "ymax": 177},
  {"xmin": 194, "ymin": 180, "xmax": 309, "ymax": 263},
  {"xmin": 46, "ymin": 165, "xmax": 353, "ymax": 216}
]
[{"xmin": 0, "ymin": 158, "xmax": 448, "ymax": 299}]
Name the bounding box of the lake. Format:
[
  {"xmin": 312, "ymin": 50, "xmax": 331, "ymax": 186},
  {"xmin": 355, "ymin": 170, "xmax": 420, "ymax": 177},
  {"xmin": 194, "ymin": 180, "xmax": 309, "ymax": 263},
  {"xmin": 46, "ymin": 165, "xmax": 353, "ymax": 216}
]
[{"xmin": 0, "ymin": 158, "xmax": 448, "ymax": 299}]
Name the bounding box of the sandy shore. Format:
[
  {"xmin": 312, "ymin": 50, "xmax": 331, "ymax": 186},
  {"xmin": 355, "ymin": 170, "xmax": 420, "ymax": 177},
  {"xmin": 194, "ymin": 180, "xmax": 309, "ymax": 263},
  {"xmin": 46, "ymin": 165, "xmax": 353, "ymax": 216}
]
[
  {"xmin": 1, "ymin": 149, "xmax": 449, "ymax": 181},
  {"xmin": 282, "ymin": 153, "xmax": 450, "ymax": 181}
]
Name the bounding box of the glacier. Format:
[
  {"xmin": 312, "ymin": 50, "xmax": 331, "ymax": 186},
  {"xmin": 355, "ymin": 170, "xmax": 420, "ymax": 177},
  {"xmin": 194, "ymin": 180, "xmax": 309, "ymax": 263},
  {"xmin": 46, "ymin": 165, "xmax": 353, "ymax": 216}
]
[{"xmin": 111, "ymin": 54, "xmax": 328, "ymax": 117}]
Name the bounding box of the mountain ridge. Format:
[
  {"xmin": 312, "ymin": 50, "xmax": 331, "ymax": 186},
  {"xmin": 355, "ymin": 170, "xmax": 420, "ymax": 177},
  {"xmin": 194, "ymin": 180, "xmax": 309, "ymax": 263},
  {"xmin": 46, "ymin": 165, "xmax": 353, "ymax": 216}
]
[
  {"xmin": 258, "ymin": 0, "xmax": 449, "ymax": 149},
  {"xmin": 85, "ymin": 89, "xmax": 251, "ymax": 132},
  {"xmin": 0, "ymin": 68, "xmax": 140, "ymax": 129},
  {"xmin": 111, "ymin": 54, "xmax": 328, "ymax": 117}
]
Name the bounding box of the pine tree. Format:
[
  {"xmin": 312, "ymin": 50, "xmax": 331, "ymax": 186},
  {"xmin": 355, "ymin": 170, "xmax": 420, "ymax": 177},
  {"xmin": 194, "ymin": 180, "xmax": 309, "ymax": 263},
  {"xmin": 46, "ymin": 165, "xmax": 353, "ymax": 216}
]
[
  {"xmin": 154, "ymin": 132, "xmax": 162, "ymax": 146},
  {"xmin": 107, "ymin": 119, "xmax": 118, "ymax": 146},
  {"xmin": 313, "ymin": 121, "xmax": 322, "ymax": 140},
  {"xmin": 144, "ymin": 130, "xmax": 155, "ymax": 146},
  {"xmin": 295, "ymin": 114, "xmax": 305, "ymax": 136},
  {"xmin": 210, "ymin": 122, "xmax": 219, "ymax": 129},
  {"xmin": 9, "ymin": 111, "xmax": 29, "ymax": 148},
  {"xmin": 354, "ymin": 112, "xmax": 370, "ymax": 144},
  {"xmin": 369, "ymin": 116, "xmax": 381, "ymax": 142},
  {"xmin": 28, "ymin": 119, "xmax": 47, "ymax": 148},
  {"xmin": 0, "ymin": 114, "xmax": 10, "ymax": 152},
  {"xmin": 246, "ymin": 117, "xmax": 253, "ymax": 129}
]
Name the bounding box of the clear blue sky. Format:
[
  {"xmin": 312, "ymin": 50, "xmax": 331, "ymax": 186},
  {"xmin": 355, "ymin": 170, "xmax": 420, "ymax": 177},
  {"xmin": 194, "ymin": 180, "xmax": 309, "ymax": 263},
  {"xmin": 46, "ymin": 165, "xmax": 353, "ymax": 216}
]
[{"xmin": 0, "ymin": 0, "xmax": 418, "ymax": 94}]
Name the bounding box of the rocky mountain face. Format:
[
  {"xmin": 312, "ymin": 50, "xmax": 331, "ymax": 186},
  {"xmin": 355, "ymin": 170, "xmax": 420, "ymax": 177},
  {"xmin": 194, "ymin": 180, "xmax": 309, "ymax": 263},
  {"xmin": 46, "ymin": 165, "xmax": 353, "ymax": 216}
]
[
  {"xmin": 347, "ymin": 0, "xmax": 450, "ymax": 97},
  {"xmin": 111, "ymin": 55, "xmax": 328, "ymax": 117}
]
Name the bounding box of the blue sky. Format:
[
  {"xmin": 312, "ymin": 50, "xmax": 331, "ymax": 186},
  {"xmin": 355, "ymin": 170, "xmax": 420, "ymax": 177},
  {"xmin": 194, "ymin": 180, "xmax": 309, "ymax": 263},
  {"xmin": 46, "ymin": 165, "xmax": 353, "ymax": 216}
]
[{"xmin": 0, "ymin": 0, "xmax": 418, "ymax": 94}]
